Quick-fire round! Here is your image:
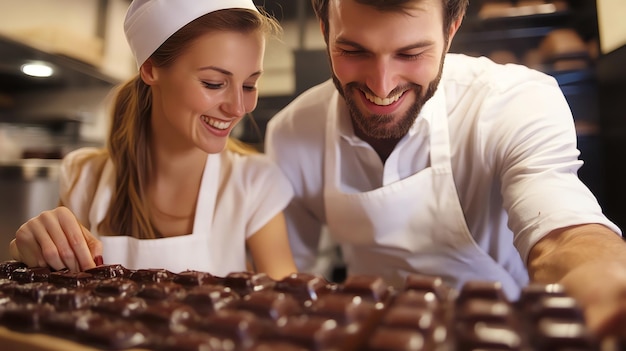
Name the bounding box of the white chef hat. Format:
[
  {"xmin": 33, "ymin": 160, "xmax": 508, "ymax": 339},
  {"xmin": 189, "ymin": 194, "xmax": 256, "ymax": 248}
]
[{"xmin": 124, "ymin": 0, "xmax": 259, "ymax": 68}]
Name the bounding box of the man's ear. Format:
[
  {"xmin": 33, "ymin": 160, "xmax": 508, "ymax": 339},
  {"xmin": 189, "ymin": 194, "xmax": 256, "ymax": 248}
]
[
  {"xmin": 139, "ymin": 59, "xmax": 157, "ymax": 85},
  {"xmin": 446, "ymin": 16, "xmax": 464, "ymax": 51}
]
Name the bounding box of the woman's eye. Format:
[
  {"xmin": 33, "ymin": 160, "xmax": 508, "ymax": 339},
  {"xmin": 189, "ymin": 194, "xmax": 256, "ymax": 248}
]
[
  {"xmin": 243, "ymin": 85, "xmax": 257, "ymax": 92},
  {"xmin": 202, "ymin": 81, "xmax": 223, "ymax": 89}
]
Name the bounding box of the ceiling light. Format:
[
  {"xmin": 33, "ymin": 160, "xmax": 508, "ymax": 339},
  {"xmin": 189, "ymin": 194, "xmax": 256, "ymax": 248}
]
[{"xmin": 20, "ymin": 61, "xmax": 54, "ymax": 77}]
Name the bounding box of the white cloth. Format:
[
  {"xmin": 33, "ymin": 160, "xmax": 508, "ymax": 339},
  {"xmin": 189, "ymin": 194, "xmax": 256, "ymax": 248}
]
[
  {"xmin": 265, "ymin": 53, "xmax": 622, "ymax": 290},
  {"xmin": 60, "ymin": 147, "xmax": 293, "ymax": 276},
  {"xmin": 323, "ymin": 86, "xmax": 528, "ymax": 300},
  {"xmin": 124, "ymin": 0, "xmax": 259, "ymax": 67}
]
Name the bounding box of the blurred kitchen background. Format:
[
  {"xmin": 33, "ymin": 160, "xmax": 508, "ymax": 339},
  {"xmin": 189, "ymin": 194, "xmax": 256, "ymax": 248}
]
[{"xmin": 0, "ymin": 0, "xmax": 625, "ymax": 261}]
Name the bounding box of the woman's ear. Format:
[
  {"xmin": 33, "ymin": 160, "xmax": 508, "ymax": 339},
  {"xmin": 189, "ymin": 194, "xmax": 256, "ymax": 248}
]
[{"xmin": 139, "ymin": 59, "xmax": 157, "ymax": 85}]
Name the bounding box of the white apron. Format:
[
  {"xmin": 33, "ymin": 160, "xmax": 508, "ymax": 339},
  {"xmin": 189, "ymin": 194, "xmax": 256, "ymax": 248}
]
[
  {"xmin": 323, "ymin": 90, "xmax": 526, "ymax": 301},
  {"xmin": 90, "ymin": 154, "xmax": 226, "ymax": 273}
]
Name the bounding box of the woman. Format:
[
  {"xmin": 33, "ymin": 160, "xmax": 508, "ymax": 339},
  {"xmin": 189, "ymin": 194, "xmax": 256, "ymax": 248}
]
[{"xmin": 9, "ymin": 0, "xmax": 297, "ymax": 280}]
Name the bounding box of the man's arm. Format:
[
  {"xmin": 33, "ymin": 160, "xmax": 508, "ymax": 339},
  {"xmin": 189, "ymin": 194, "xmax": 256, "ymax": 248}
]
[{"xmin": 528, "ymin": 223, "xmax": 626, "ymax": 337}]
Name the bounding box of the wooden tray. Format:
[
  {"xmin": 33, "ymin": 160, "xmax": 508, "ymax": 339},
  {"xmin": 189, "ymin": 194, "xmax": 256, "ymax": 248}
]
[{"xmin": 0, "ymin": 326, "xmax": 147, "ymax": 351}]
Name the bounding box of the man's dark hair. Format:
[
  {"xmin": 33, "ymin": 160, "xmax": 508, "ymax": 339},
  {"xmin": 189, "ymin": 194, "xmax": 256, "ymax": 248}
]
[{"xmin": 311, "ymin": 0, "xmax": 469, "ymax": 43}]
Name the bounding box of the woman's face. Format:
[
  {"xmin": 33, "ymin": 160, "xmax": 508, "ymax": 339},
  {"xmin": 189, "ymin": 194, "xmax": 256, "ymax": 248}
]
[{"xmin": 146, "ymin": 30, "xmax": 265, "ymax": 154}]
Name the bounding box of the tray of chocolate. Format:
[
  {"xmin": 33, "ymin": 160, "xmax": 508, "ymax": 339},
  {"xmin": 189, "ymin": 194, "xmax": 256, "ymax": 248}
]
[{"xmin": 0, "ymin": 260, "xmax": 605, "ymax": 350}]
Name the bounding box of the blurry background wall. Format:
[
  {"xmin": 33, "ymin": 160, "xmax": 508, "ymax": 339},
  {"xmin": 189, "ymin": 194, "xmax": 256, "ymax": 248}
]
[{"xmin": 0, "ymin": 0, "xmax": 327, "ymax": 145}]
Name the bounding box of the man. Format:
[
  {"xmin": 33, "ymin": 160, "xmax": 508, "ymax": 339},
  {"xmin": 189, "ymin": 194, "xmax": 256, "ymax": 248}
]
[{"xmin": 265, "ymin": 0, "xmax": 626, "ymax": 337}]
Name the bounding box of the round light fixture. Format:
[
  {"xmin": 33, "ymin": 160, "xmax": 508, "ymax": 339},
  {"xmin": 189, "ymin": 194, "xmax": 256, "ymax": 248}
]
[{"xmin": 20, "ymin": 61, "xmax": 54, "ymax": 77}]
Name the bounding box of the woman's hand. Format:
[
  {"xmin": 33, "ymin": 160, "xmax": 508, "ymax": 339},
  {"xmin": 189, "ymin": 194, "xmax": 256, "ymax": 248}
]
[{"xmin": 9, "ymin": 206, "xmax": 103, "ymax": 272}]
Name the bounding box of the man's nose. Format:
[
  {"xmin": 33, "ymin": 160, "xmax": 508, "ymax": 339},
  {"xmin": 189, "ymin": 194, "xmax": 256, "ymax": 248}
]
[{"xmin": 364, "ymin": 57, "xmax": 398, "ymax": 99}]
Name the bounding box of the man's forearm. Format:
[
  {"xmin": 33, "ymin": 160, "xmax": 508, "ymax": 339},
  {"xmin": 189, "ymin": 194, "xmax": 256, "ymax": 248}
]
[
  {"xmin": 528, "ymin": 223, "xmax": 625, "ymax": 283},
  {"xmin": 528, "ymin": 223, "xmax": 626, "ymax": 336}
]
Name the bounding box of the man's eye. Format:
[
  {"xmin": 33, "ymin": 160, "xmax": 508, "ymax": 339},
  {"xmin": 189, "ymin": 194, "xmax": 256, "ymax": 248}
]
[
  {"xmin": 339, "ymin": 49, "xmax": 364, "ymax": 57},
  {"xmin": 398, "ymin": 53, "xmax": 422, "ymax": 60}
]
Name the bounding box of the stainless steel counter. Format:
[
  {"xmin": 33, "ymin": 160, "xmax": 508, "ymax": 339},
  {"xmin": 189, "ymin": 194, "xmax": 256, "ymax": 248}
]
[{"xmin": 0, "ymin": 159, "xmax": 60, "ymax": 261}]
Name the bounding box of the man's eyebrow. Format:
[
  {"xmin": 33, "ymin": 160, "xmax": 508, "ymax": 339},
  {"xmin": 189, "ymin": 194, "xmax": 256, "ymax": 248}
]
[
  {"xmin": 198, "ymin": 66, "xmax": 263, "ymax": 78},
  {"xmin": 335, "ymin": 38, "xmax": 435, "ymax": 51}
]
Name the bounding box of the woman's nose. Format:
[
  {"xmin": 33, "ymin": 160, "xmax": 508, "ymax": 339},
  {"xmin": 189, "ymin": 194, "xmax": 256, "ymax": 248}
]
[{"xmin": 222, "ymin": 87, "xmax": 246, "ymax": 117}]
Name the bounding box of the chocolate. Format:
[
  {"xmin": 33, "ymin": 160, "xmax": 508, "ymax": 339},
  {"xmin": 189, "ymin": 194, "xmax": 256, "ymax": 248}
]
[
  {"xmin": 85, "ymin": 264, "xmax": 131, "ymax": 279},
  {"xmin": 157, "ymin": 330, "xmax": 232, "ymax": 351},
  {"xmin": 0, "ymin": 260, "xmax": 602, "ymax": 351},
  {"xmin": 0, "ymin": 291, "xmax": 13, "ymax": 306},
  {"xmin": 183, "ymin": 284, "xmax": 239, "ymax": 316},
  {"xmin": 456, "ymin": 298, "xmax": 513, "ymax": 324},
  {"xmin": 39, "ymin": 309, "xmax": 97, "ymax": 336},
  {"xmin": 455, "ymin": 321, "xmax": 523, "ymax": 350},
  {"xmin": 404, "ymin": 273, "xmax": 450, "ymax": 301},
  {"xmin": 528, "ymin": 295, "xmax": 585, "ymax": 323},
  {"xmin": 0, "ymin": 301, "xmax": 55, "ymax": 332},
  {"xmin": 248, "ymin": 340, "xmax": 310, "ymax": 351},
  {"xmin": 232, "ymin": 290, "xmax": 302, "ymax": 321},
  {"xmin": 135, "ymin": 300, "xmax": 198, "ymax": 333},
  {"xmin": 129, "ymin": 268, "xmax": 175, "ymax": 284},
  {"xmin": 391, "ymin": 289, "xmax": 440, "ymax": 310},
  {"xmin": 381, "ymin": 306, "xmax": 437, "ymax": 332},
  {"xmin": 274, "ymin": 272, "xmax": 331, "ymax": 305},
  {"xmin": 457, "ymin": 280, "xmax": 508, "ymax": 305},
  {"xmin": 136, "ymin": 281, "xmax": 187, "ymax": 301},
  {"xmin": 0, "ymin": 279, "xmax": 19, "ymax": 298},
  {"xmin": 367, "ymin": 326, "xmax": 426, "ymax": 351},
  {"xmin": 533, "ymin": 318, "xmax": 596, "ymax": 350},
  {"xmin": 41, "ymin": 287, "xmax": 95, "ymax": 310},
  {"xmin": 10, "ymin": 266, "xmax": 52, "ymax": 283},
  {"xmin": 340, "ymin": 274, "xmax": 391, "ymax": 303},
  {"xmin": 91, "ymin": 296, "xmax": 148, "ymax": 318},
  {"xmin": 0, "ymin": 260, "xmax": 27, "ymax": 279},
  {"xmin": 12, "ymin": 281, "xmax": 57, "ymax": 303},
  {"xmin": 94, "ymin": 277, "xmax": 140, "ymax": 298},
  {"xmin": 223, "ymin": 271, "xmax": 275, "ymax": 296},
  {"xmin": 173, "ymin": 270, "xmax": 222, "ymax": 287},
  {"xmin": 308, "ymin": 293, "xmax": 384, "ymax": 325},
  {"xmin": 195, "ymin": 309, "xmax": 264, "ymax": 347},
  {"xmin": 270, "ymin": 315, "xmax": 347, "ymax": 350},
  {"xmin": 75, "ymin": 316, "xmax": 149, "ymax": 350},
  {"xmin": 48, "ymin": 270, "xmax": 95, "ymax": 288}
]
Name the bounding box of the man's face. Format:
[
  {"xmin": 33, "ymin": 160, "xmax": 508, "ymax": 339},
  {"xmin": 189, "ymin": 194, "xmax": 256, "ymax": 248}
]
[{"xmin": 327, "ymin": 0, "xmax": 449, "ymax": 140}]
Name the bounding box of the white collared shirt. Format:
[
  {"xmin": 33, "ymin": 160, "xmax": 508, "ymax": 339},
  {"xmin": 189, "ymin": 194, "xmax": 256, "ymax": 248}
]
[{"xmin": 265, "ymin": 53, "xmax": 621, "ymax": 275}]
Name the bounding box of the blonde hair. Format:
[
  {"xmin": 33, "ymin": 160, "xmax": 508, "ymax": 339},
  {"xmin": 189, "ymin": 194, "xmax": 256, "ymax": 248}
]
[{"xmin": 88, "ymin": 8, "xmax": 280, "ymax": 238}]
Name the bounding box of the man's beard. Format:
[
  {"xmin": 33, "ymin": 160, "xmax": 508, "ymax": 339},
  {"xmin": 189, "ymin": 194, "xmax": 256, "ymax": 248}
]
[{"xmin": 331, "ymin": 57, "xmax": 444, "ymax": 140}]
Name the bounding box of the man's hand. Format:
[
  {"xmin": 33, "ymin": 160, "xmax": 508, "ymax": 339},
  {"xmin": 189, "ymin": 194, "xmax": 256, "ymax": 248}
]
[{"xmin": 528, "ymin": 223, "xmax": 626, "ymax": 339}]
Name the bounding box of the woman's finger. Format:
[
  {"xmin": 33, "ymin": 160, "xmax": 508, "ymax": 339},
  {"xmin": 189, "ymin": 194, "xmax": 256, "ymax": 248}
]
[
  {"xmin": 81, "ymin": 225, "xmax": 103, "ymax": 268},
  {"xmin": 14, "ymin": 223, "xmax": 47, "ymax": 268},
  {"xmin": 56, "ymin": 211, "xmax": 95, "ymax": 271},
  {"xmin": 31, "ymin": 213, "xmax": 73, "ymax": 271}
]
